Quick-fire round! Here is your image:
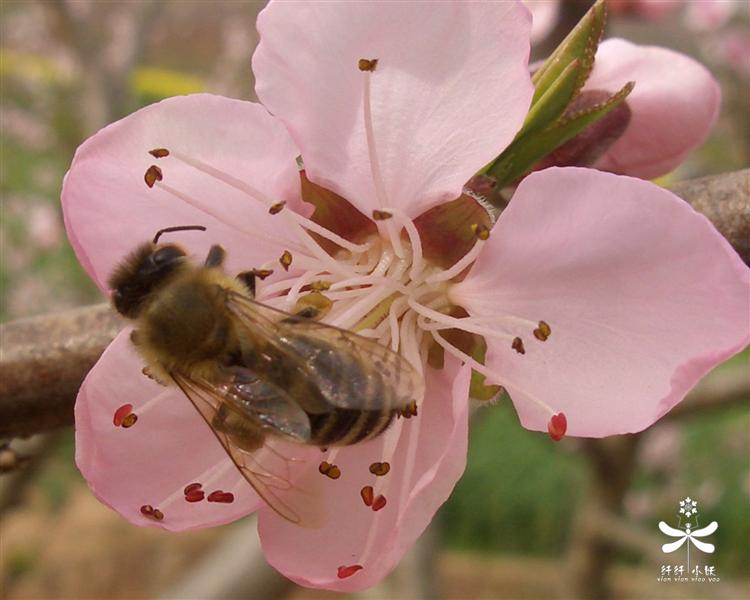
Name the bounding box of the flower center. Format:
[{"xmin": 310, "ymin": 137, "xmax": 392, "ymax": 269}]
[{"xmin": 139, "ymin": 56, "xmax": 566, "ymax": 441}]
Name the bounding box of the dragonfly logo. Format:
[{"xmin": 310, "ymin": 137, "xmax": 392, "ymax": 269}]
[{"xmin": 657, "ymin": 496, "xmax": 720, "ymax": 582}]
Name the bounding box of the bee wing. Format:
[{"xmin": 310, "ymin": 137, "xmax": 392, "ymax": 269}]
[
  {"xmin": 172, "ymin": 372, "xmax": 323, "ymax": 527},
  {"xmin": 226, "ymin": 291, "xmax": 425, "ymax": 411}
]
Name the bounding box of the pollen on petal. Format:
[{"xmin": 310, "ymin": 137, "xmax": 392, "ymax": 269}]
[
  {"xmin": 512, "ymin": 337, "xmax": 526, "ymax": 355},
  {"xmin": 548, "ymin": 412, "xmax": 567, "ymax": 442},
  {"xmin": 144, "ymin": 165, "xmax": 163, "ymax": 188},
  {"xmin": 140, "ymin": 504, "xmax": 164, "ymax": 521},
  {"xmin": 207, "ymin": 490, "xmax": 235, "ymax": 503},
  {"xmin": 319, "ymin": 461, "xmax": 341, "ymax": 479},
  {"xmin": 337, "ymin": 564, "xmax": 364, "ymax": 579},
  {"xmin": 279, "ymin": 250, "xmax": 293, "ymax": 271},
  {"xmin": 471, "ymin": 223, "xmax": 490, "ymax": 240},
  {"xmin": 369, "ymin": 462, "xmax": 390, "ymax": 476},
  {"xmin": 358, "ymin": 58, "xmax": 378, "ymax": 71},
  {"xmin": 372, "ymin": 209, "xmax": 392, "ymax": 221},
  {"xmin": 113, "ymin": 404, "xmax": 133, "ymax": 426},
  {"xmin": 121, "ymin": 413, "xmax": 138, "ymax": 428},
  {"xmin": 533, "ymin": 320, "xmax": 552, "ymax": 341},
  {"xmin": 372, "ymin": 495, "xmax": 387, "ymax": 512},
  {"xmin": 148, "ymin": 148, "xmax": 170, "ymax": 158},
  {"xmin": 399, "ymin": 401, "xmax": 418, "ymax": 419},
  {"xmin": 360, "ymin": 485, "xmax": 374, "ymax": 507},
  {"xmin": 252, "ymin": 268, "xmax": 274, "ymax": 280}
]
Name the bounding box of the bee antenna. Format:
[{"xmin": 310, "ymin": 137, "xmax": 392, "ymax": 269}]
[{"xmin": 153, "ymin": 225, "xmax": 207, "ymax": 244}]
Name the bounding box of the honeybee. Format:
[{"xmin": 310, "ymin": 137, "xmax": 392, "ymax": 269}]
[{"xmin": 108, "ymin": 226, "xmax": 423, "ymax": 525}]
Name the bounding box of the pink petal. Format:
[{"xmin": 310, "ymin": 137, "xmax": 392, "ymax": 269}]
[
  {"xmin": 524, "ymin": 0, "xmax": 560, "ymax": 43},
  {"xmin": 587, "ymin": 39, "xmax": 721, "ymax": 179},
  {"xmin": 62, "ymin": 94, "xmax": 302, "ymax": 291},
  {"xmin": 451, "ymin": 167, "xmax": 749, "ymax": 437},
  {"xmin": 75, "ymin": 330, "xmax": 262, "ymax": 531},
  {"xmin": 258, "ymin": 360, "xmax": 471, "ymax": 591},
  {"xmin": 253, "ymin": 1, "xmax": 533, "ymax": 217}
]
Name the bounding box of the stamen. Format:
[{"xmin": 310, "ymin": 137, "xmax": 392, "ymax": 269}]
[
  {"xmin": 371, "ymin": 495, "xmax": 387, "ymax": 511},
  {"xmin": 431, "ymin": 330, "xmax": 559, "ymax": 419},
  {"xmin": 361, "ymin": 64, "xmax": 389, "ymax": 208},
  {"xmin": 284, "ymin": 270, "xmax": 322, "ymax": 308},
  {"xmin": 279, "ymin": 250, "xmax": 293, "ymax": 271},
  {"xmin": 410, "ymin": 300, "xmax": 516, "ymax": 343},
  {"xmin": 533, "ymin": 320, "xmax": 552, "ymax": 341},
  {"xmin": 168, "ymin": 150, "xmax": 370, "ymax": 256},
  {"xmin": 337, "ymin": 564, "xmax": 364, "ymax": 579},
  {"xmin": 548, "ymin": 412, "xmax": 567, "ymax": 442},
  {"xmin": 471, "ymin": 223, "xmax": 490, "ymax": 240},
  {"xmin": 155, "ymin": 181, "xmax": 310, "ymax": 257},
  {"xmin": 369, "ymin": 462, "xmax": 390, "ymax": 476},
  {"xmin": 372, "ymin": 210, "xmax": 392, "ymax": 221},
  {"xmin": 360, "ymin": 485, "xmax": 374, "ymax": 507},
  {"xmin": 148, "ymin": 148, "xmax": 170, "ymax": 158},
  {"xmin": 382, "ymin": 207, "xmax": 425, "ymax": 282},
  {"xmin": 425, "ymin": 238, "xmax": 485, "ymax": 284},
  {"xmin": 512, "ymin": 337, "xmax": 526, "ymax": 355},
  {"xmin": 269, "ymin": 201, "xmax": 286, "ymax": 215},
  {"xmin": 318, "ymin": 461, "xmax": 341, "ymax": 479},
  {"xmin": 144, "ymin": 165, "xmax": 163, "ymax": 188},
  {"xmin": 358, "ymin": 58, "xmax": 378, "ymax": 71},
  {"xmin": 207, "ymin": 490, "xmax": 235, "ymax": 503},
  {"xmin": 184, "ymin": 482, "xmax": 205, "ymax": 503}
]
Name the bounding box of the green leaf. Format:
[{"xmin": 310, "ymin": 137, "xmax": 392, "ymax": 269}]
[
  {"xmin": 487, "ymin": 81, "xmax": 634, "ymax": 189},
  {"xmin": 532, "ymin": 0, "xmax": 606, "ymax": 105},
  {"xmin": 518, "ymin": 58, "xmax": 582, "ymax": 138}
]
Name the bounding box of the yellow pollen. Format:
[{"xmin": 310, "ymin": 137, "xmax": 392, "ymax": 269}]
[
  {"xmin": 471, "ymin": 223, "xmax": 490, "ymax": 240},
  {"xmin": 533, "ymin": 320, "xmax": 551, "ymax": 341},
  {"xmin": 279, "ymin": 250, "xmax": 293, "ymax": 271},
  {"xmin": 358, "ymin": 58, "xmax": 378, "ymax": 72},
  {"xmin": 372, "ymin": 209, "xmax": 393, "ymax": 221}
]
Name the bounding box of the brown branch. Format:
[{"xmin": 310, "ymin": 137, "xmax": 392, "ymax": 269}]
[
  {"xmin": 0, "ymin": 170, "xmax": 747, "ymax": 438},
  {"xmin": 670, "ymin": 169, "xmax": 750, "ymax": 265},
  {"xmin": 0, "ymin": 304, "xmax": 123, "ymax": 438}
]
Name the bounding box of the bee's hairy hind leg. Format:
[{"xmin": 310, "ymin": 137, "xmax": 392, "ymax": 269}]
[
  {"xmin": 205, "ymin": 244, "xmax": 226, "ymax": 268},
  {"xmin": 236, "ymin": 271, "xmax": 256, "ymax": 297}
]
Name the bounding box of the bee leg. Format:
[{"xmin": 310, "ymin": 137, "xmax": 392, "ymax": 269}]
[
  {"xmin": 130, "ymin": 329, "xmax": 141, "ymax": 346},
  {"xmin": 204, "ymin": 244, "xmax": 226, "ymax": 268},
  {"xmin": 236, "ymin": 271, "xmax": 256, "ymax": 297}
]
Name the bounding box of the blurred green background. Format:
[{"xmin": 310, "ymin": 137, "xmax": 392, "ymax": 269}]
[{"xmin": 1, "ymin": 1, "xmax": 748, "ymax": 599}]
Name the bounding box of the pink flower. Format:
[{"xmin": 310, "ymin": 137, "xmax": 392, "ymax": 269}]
[
  {"xmin": 524, "ymin": 0, "xmax": 561, "ymax": 43},
  {"xmin": 62, "ymin": 0, "xmax": 749, "ymax": 592},
  {"xmin": 541, "ymin": 38, "xmax": 721, "ymax": 179}
]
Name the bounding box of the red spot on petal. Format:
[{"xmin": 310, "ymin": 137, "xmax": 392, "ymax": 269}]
[
  {"xmin": 207, "ymin": 490, "xmax": 234, "ymax": 503},
  {"xmin": 372, "ymin": 495, "xmax": 387, "ymax": 512},
  {"xmin": 337, "ymin": 564, "xmax": 363, "ymax": 579},
  {"xmin": 360, "ymin": 485, "xmax": 374, "ymax": 507},
  {"xmin": 113, "ymin": 404, "xmax": 133, "ymax": 427},
  {"xmin": 548, "ymin": 412, "xmax": 567, "ymax": 442},
  {"xmin": 140, "ymin": 504, "xmax": 154, "ymax": 516},
  {"xmin": 184, "ymin": 482, "xmax": 202, "ymax": 495}
]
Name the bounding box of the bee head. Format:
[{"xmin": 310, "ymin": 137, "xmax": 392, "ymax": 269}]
[{"xmin": 108, "ymin": 242, "xmax": 187, "ymax": 318}]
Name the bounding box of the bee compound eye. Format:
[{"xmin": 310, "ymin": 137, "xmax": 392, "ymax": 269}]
[{"xmin": 152, "ymin": 245, "xmax": 185, "ymax": 266}]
